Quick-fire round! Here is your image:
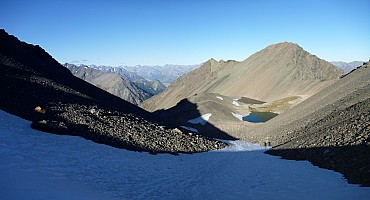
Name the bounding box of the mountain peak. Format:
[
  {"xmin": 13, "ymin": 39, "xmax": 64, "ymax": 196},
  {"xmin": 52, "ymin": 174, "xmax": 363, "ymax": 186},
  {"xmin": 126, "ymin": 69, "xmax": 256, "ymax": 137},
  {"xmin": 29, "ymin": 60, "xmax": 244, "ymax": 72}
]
[
  {"xmin": 246, "ymin": 42, "xmax": 306, "ymax": 64},
  {"xmin": 247, "ymin": 42, "xmax": 343, "ymax": 81},
  {"xmin": 202, "ymin": 58, "xmax": 219, "ymax": 67},
  {"xmin": 264, "ymin": 41, "xmax": 303, "ymax": 51}
]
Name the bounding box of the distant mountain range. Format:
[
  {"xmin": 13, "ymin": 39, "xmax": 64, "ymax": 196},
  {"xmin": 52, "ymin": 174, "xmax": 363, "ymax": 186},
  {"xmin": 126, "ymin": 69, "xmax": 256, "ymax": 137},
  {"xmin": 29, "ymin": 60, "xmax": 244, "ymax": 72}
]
[
  {"xmin": 87, "ymin": 64, "xmax": 167, "ymax": 95},
  {"xmin": 121, "ymin": 64, "xmax": 201, "ymax": 86},
  {"xmin": 64, "ymin": 63, "xmax": 153, "ymax": 105},
  {"xmin": 90, "ymin": 64, "xmax": 200, "ymax": 86},
  {"xmin": 330, "ymin": 61, "xmax": 365, "ymax": 74},
  {"xmin": 64, "ymin": 63, "xmax": 199, "ymax": 105}
]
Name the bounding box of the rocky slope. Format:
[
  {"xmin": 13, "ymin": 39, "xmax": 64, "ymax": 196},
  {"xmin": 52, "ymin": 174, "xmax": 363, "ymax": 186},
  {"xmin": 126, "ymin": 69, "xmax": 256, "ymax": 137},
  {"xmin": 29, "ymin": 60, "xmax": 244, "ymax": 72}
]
[
  {"xmin": 0, "ymin": 29, "xmax": 226, "ymax": 153},
  {"xmin": 64, "ymin": 63, "xmax": 151, "ymax": 105},
  {"xmin": 89, "ymin": 65, "xmax": 166, "ymax": 95},
  {"xmin": 244, "ymin": 62, "xmax": 370, "ymax": 186},
  {"xmin": 142, "ymin": 42, "xmax": 343, "ymax": 112}
]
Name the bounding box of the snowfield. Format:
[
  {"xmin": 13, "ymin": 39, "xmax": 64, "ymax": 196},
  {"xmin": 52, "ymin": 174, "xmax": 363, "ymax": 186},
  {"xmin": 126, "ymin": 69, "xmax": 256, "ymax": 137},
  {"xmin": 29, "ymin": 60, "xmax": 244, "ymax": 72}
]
[
  {"xmin": 0, "ymin": 110, "xmax": 369, "ymax": 200},
  {"xmin": 216, "ymin": 96, "xmax": 224, "ymax": 100},
  {"xmin": 187, "ymin": 113, "xmax": 212, "ymax": 125}
]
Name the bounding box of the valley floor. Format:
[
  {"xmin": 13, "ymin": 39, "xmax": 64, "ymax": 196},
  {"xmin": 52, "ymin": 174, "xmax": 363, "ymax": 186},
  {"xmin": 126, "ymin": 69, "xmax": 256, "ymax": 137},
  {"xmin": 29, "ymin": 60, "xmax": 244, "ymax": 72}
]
[{"xmin": 1, "ymin": 110, "xmax": 369, "ymax": 200}]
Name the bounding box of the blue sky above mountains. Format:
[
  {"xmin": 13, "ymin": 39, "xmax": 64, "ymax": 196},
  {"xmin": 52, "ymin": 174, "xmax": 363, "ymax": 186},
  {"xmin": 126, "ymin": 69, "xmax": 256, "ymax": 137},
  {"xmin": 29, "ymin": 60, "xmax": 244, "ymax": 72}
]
[{"xmin": 1, "ymin": 0, "xmax": 369, "ymax": 66}]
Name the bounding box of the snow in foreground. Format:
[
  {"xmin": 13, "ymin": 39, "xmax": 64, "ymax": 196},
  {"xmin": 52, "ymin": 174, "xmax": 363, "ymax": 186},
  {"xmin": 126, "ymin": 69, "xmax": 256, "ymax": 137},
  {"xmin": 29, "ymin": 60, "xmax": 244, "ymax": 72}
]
[{"xmin": 0, "ymin": 110, "xmax": 369, "ymax": 200}]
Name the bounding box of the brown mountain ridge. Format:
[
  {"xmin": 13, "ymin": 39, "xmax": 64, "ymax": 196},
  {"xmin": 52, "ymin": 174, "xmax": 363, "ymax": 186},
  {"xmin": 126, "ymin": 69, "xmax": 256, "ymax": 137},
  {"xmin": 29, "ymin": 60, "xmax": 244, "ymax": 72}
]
[{"xmin": 141, "ymin": 42, "xmax": 343, "ymax": 112}]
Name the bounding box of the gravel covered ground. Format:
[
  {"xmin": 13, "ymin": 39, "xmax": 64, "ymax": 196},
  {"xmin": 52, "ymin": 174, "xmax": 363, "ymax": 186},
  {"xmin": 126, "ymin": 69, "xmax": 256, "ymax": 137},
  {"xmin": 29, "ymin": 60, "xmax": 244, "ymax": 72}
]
[{"xmin": 31, "ymin": 103, "xmax": 226, "ymax": 153}]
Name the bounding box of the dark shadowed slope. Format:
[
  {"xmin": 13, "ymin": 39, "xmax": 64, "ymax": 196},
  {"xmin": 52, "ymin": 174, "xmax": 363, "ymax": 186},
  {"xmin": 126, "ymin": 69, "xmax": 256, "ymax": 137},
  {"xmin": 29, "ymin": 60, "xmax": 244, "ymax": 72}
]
[
  {"xmin": 0, "ymin": 29, "xmax": 226, "ymax": 153},
  {"xmin": 0, "ymin": 30, "xmax": 148, "ymax": 120}
]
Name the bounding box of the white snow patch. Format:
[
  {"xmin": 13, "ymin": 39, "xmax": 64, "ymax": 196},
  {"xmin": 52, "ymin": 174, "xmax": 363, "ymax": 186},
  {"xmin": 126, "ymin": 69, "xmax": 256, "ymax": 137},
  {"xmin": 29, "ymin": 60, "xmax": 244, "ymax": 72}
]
[
  {"xmin": 232, "ymin": 99, "xmax": 240, "ymax": 106},
  {"xmin": 231, "ymin": 112, "xmax": 243, "ymax": 121},
  {"xmin": 216, "ymin": 96, "xmax": 223, "ymax": 100},
  {"xmin": 179, "ymin": 126, "xmax": 198, "ymax": 133},
  {"xmin": 187, "ymin": 113, "xmax": 212, "ymax": 125},
  {"xmin": 84, "ymin": 66, "xmax": 88, "ymax": 69}
]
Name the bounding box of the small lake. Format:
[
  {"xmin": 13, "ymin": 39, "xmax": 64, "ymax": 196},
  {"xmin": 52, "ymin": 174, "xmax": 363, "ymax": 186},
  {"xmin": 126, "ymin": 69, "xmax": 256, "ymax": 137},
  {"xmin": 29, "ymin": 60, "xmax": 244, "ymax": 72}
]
[{"xmin": 243, "ymin": 112, "xmax": 279, "ymax": 123}]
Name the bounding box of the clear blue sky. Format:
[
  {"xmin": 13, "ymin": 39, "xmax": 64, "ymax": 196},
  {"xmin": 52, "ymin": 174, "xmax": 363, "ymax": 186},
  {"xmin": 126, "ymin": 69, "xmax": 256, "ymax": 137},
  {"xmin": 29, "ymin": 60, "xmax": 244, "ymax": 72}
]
[{"xmin": 1, "ymin": 0, "xmax": 369, "ymax": 66}]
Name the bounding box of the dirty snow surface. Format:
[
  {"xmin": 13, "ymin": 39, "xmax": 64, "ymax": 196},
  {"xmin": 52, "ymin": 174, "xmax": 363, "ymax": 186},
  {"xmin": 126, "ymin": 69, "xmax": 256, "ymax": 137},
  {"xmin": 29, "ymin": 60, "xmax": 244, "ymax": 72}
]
[
  {"xmin": 0, "ymin": 110, "xmax": 369, "ymax": 200},
  {"xmin": 187, "ymin": 113, "xmax": 212, "ymax": 125}
]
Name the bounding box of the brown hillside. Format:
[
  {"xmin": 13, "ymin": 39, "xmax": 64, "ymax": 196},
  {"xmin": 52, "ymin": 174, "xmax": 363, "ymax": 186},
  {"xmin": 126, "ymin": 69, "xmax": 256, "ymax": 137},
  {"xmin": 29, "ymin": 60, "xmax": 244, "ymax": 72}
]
[{"xmin": 141, "ymin": 42, "xmax": 343, "ymax": 112}]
